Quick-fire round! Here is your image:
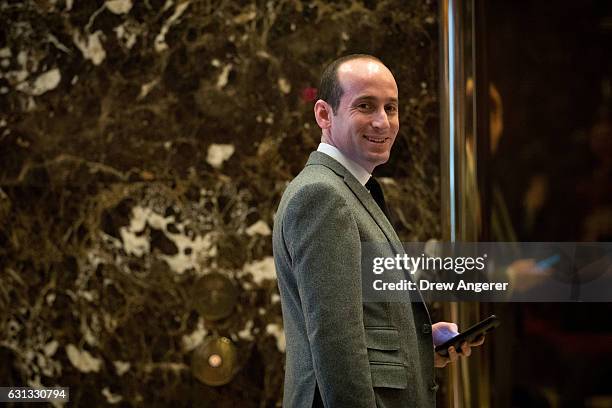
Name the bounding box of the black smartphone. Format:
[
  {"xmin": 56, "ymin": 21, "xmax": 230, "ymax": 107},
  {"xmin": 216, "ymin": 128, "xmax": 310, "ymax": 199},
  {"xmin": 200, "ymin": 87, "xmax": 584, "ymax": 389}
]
[{"xmin": 434, "ymin": 315, "xmax": 500, "ymax": 357}]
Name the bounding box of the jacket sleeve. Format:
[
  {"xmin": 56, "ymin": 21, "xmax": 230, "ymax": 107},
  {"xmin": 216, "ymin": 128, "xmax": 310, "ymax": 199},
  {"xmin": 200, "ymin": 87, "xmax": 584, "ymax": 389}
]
[{"xmin": 283, "ymin": 182, "xmax": 376, "ymax": 407}]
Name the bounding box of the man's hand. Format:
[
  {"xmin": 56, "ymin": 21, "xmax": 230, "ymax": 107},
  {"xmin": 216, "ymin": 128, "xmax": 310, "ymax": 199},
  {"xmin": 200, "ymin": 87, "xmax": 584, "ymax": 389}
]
[{"xmin": 432, "ymin": 322, "xmax": 486, "ymax": 368}]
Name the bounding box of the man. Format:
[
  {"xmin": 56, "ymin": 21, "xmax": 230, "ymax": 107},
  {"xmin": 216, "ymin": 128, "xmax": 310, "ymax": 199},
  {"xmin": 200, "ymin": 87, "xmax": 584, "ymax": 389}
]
[{"xmin": 272, "ymin": 54, "xmax": 482, "ymax": 408}]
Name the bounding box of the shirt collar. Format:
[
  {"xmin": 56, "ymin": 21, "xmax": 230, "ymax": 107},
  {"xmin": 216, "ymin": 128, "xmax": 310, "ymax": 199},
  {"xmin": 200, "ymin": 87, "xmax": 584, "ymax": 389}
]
[{"xmin": 317, "ymin": 143, "xmax": 371, "ymax": 186}]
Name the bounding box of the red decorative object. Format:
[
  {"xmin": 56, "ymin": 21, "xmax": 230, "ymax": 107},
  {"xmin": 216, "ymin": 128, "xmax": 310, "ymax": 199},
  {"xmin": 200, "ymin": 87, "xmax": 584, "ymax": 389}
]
[{"xmin": 301, "ymin": 87, "xmax": 318, "ymax": 102}]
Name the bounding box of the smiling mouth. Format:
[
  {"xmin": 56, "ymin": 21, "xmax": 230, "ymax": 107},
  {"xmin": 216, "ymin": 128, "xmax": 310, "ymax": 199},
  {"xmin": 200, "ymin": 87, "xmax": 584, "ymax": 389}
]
[{"xmin": 363, "ymin": 135, "xmax": 388, "ymax": 144}]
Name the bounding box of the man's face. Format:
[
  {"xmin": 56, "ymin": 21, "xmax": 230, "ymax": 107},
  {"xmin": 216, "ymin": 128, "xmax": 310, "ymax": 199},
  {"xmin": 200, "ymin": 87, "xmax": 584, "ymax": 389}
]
[{"xmin": 326, "ymin": 59, "xmax": 399, "ymax": 173}]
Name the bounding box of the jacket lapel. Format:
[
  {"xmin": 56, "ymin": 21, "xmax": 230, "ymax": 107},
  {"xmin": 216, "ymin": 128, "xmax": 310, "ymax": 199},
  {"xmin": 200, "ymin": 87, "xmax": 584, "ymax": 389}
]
[{"xmin": 305, "ymin": 152, "xmax": 403, "ymax": 255}]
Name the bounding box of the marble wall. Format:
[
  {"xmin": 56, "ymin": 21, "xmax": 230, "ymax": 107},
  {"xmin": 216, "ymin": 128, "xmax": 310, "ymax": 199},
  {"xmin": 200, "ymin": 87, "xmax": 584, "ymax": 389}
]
[{"xmin": 0, "ymin": 0, "xmax": 440, "ymax": 406}]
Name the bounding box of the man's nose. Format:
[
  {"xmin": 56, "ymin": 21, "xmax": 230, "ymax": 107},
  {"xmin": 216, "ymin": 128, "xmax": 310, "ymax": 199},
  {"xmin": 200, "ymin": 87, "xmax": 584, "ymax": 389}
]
[{"xmin": 371, "ymin": 109, "xmax": 390, "ymax": 130}]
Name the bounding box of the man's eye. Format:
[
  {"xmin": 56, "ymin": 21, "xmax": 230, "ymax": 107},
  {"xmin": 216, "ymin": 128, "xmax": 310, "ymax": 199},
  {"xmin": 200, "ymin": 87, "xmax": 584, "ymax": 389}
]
[
  {"xmin": 385, "ymin": 105, "xmax": 398, "ymax": 113},
  {"xmin": 358, "ymin": 103, "xmax": 372, "ymax": 110}
]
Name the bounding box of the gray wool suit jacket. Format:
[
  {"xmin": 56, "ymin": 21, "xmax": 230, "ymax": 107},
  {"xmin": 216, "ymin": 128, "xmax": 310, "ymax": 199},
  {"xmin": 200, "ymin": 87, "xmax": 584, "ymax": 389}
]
[{"xmin": 272, "ymin": 151, "xmax": 437, "ymax": 408}]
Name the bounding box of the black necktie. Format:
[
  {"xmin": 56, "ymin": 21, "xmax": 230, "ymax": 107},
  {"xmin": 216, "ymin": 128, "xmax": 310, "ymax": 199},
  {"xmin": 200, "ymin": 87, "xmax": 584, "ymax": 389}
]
[{"xmin": 366, "ymin": 177, "xmax": 391, "ymax": 220}]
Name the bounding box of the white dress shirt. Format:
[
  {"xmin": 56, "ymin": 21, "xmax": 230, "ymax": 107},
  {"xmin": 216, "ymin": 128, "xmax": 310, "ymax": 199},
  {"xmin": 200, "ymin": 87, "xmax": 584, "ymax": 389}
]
[{"xmin": 317, "ymin": 143, "xmax": 371, "ymax": 187}]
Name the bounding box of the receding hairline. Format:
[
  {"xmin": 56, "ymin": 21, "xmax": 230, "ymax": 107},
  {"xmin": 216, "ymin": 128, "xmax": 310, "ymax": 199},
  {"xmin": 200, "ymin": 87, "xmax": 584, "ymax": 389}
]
[
  {"xmin": 336, "ymin": 56, "xmax": 392, "ymax": 81},
  {"xmin": 337, "ymin": 57, "xmax": 395, "ymax": 85},
  {"xmin": 337, "ymin": 55, "xmax": 389, "ymax": 71},
  {"xmin": 337, "ymin": 55, "xmax": 385, "ymax": 68}
]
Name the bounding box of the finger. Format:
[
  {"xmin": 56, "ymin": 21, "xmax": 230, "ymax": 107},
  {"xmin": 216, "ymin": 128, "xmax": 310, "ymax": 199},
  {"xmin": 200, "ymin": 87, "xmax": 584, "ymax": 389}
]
[
  {"xmin": 461, "ymin": 342, "xmax": 471, "ymax": 357},
  {"xmin": 434, "ymin": 347, "xmax": 452, "ymax": 368},
  {"xmin": 436, "ymin": 355, "xmax": 451, "ymax": 368},
  {"xmin": 447, "ymin": 346, "xmax": 458, "ymax": 362},
  {"xmin": 471, "ymin": 335, "xmax": 485, "ymax": 346}
]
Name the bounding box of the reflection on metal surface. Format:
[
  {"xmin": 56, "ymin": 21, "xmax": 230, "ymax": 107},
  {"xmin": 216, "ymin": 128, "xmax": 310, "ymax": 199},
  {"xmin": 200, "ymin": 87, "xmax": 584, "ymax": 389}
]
[
  {"xmin": 191, "ymin": 336, "xmax": 238, "ymax": 386},
  {"xmin": 439, "ymin": 0, "xmax": 454, "ymax": 244},
  {"xmin": 440, "ymin": 0, "xmax": 491, "ymax": 406},
  {"xmin": 193, "ymin": 273, "xmax": 238, "ymax": 321}
]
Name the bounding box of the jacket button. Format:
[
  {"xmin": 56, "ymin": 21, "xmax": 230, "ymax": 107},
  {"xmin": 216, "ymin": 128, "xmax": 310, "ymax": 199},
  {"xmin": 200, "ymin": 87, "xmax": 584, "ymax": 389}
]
[{"xmin": 422, "ymin": 323, "xmax": 432, "ymax": 334}]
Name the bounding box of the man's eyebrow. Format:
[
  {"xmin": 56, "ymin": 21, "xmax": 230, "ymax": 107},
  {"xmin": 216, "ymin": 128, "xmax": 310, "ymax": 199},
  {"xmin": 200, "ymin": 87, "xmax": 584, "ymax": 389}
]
[{"xmin": 353, "ymin": 95, "xmax": 399, "ymax": 104}]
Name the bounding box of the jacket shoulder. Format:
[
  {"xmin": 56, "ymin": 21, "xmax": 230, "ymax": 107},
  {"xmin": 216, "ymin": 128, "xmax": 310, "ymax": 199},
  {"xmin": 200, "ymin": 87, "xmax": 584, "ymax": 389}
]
[{"xmin": 282, "ymin": 164, "xmax": 346, "ymax": 200}]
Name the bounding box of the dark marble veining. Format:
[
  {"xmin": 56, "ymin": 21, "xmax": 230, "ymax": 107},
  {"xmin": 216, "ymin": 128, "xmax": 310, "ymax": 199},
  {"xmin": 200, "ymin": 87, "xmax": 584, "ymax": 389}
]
[{"xmin": 0, "ymin": 0, "xmax": 439, "ymax": 405}]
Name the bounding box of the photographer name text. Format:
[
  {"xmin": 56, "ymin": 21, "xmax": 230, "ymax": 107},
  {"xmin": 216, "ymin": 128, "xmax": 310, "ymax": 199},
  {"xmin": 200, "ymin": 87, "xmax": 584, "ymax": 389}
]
[{"xmin": 373, "ymin": 279, "xmax": 508, "ymax": 293}]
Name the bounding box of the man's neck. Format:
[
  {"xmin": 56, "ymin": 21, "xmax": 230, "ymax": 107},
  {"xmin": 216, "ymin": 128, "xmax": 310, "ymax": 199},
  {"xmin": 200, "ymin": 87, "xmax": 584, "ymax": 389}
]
[{"xmin": 317, "ymin": 142, "xmax": 371, "ymax": 186}]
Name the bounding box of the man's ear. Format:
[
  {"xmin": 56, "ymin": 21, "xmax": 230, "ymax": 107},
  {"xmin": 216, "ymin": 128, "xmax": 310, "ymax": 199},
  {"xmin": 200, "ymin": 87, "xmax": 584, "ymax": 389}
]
[{"xmin": 314, "ymin": 100, "xmax": 332, "ymax": 130}]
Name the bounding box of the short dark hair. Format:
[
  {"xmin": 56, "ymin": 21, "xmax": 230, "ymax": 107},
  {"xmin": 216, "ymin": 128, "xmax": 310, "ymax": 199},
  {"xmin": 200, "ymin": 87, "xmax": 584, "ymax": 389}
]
[{"xmin": 318, "ymin": 54, "xmax": 384, "ymax": 114}]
